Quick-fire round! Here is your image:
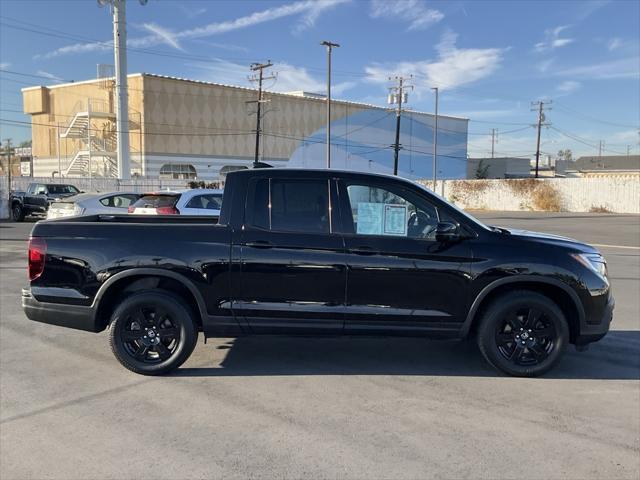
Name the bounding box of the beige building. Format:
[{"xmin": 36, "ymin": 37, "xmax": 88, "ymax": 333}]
[{"xmin": 22, "ymin": 73, "xmax": 469, "ymax": 179}]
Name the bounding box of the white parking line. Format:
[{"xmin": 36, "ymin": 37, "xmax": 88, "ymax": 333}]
[{"xmin": 592, "ymin": 243, "xmax": 640, "ymax": 250}]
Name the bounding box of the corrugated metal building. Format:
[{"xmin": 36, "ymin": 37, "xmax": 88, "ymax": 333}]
[{"xmin": 22, "ymin": 73, "xmax": 469, "ymax": 180}]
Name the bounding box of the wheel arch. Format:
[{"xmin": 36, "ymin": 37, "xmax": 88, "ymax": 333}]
[
  {"xmin": 462, "ymin": 276, "xmax": 585, "ymax": 343},
  {"xmin": 93, "ymin": 268, "xmax": 207, "ymax": 332}
]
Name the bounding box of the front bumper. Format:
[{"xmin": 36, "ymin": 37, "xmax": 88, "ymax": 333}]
[
  {"xmin": 22, "ymin": 288, "xmax": 101, "ymax": 332},
  {"xmin": 575, "ymin": 295, "xmax": 614, "ymax": 346}
]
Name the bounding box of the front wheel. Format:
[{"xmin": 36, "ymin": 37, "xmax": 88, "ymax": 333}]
[
  {"xmin": 108, "ymin": 291, "xmax": 198, "ymax": 375},
  {"xmin": 477, "ymin": 291, "xmax": 569, "ymax": 377},
  {"xmin": 12, "ymin": 203, "xmax": 24, "ymax": 222}
]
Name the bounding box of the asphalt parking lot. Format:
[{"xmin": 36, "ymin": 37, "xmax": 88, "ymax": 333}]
[{"xmin": 1, "ymin": 212, "xmax": 639, "ymax": 480}]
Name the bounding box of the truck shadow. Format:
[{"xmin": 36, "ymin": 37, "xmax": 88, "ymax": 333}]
[{"xmin": 173, "ymin": 330, "xmax": 640, "ymax": 380}]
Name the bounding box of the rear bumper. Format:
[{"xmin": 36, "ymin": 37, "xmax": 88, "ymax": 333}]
[
  {"xmin": 22, "ymin": 288, "xmax": 101, "ymax": 332},
  {"xmin": 575, "ymin": 295, "xmax": 614, "ymax": 346}
]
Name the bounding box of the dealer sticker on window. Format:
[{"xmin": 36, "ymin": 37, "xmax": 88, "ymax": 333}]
[
  {"xmin": 383, "ymin": 204, "xmax": 407, "ymax": 236},
  {"xmin": 356, "ymin": 202, "xmax": 407, "ymax": 236}
]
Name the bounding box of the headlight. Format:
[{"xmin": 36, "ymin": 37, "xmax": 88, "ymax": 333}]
[
  {"xmin": 73, "ymin": 204, "xmax": 85, "ymax": 216},
  {"xmin": 572, "ymin": 253, "xmax": 607, "ymax": 277}
]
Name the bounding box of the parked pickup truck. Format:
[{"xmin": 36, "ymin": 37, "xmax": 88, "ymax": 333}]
[
  {"xmin": 22, "ymin": 169, "xmax": 614, "ymax": 376},
  {"xmin": 11, "ymin": 182, "xmax": 80, "ymax": 221}
]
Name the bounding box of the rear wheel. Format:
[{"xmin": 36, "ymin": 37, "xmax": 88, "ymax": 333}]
[
  {"xmin": 12, "ymin": 203, "xmax": 24, "ymax": 222},
  {"xmin": 108, "ymin": 291, "xmax": 198, "ymax": 375},
  {"xmin": 477, "ymin": 291, "xmax": 569, "ymax": 377}
]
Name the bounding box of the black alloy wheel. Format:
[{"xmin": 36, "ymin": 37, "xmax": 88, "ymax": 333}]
[
  {"xmin": 477, "ymin": 290, "xmax": 569, "ymax": 377},
  {"xmin": 12, "ymin": 204, "xmax": 24, "ymax": 222},
  {"xmin": 109, "ymin": 291, "xmax": 198, "ymax": 375}
]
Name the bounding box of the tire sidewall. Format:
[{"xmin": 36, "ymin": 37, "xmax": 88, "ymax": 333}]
[
  {"xmin": 109, "ymin": 291, "xmax": 197, "ymax": 375},
  {"xmin": 12, "ymin": 204, "xmax": 24, "ymax": 222},
  {"xmin": 478, "ymin": 292, "xmax": 569, "ymax": 377}
]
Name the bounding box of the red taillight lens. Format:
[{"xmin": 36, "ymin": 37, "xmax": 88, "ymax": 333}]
[
  {"xmin": 127, "ymin": 206, "xmax": 135, "ymax": 213},
  {"xmin": 156, "ymin": 206, "xmax": 178, "ymax": 215},
  {"xmin": 28, "ymin": 237, "xmax": 47, "ymax": 281}
]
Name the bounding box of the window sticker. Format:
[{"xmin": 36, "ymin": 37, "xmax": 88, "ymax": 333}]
[
  {"xmin": 356, "ymin": 202, "xmax": 384, "ymax": 235},
  {"xmin": 383, "ymin": 204, "xmax": 408, "ymax": 236}
]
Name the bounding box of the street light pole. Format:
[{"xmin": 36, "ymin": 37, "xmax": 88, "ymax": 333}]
[
  {"xmin": 321, "ymin": 41, "xmax": 339, "ymax": 168},
  {"xmin": 431, "ymin": 87, "xmax": 439, "ymax": 189}
]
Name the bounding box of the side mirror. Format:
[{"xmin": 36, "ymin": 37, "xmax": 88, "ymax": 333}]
[{"xmin": 435, "ymin": 221, "xmax": 460, "ymax": 242}]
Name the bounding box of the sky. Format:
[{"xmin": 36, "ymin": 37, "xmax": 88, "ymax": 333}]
[{"xmin": 0, "ymin": 0, "xmax": 638, "ymax": 160}]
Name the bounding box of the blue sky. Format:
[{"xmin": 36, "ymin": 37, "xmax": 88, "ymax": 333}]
[{"xmin": 1, "ymin": 0, "xmax": 638, "ymax": 159}]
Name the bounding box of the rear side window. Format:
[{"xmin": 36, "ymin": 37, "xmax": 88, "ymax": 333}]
[
  {"xmin": 132, "ymin": 195, "xmax": 179, "ymax": 209},
  {"xmin": 48, "ymin": 185, "xmax": 79, "ymax": 194},
  {"xmin": 246, "ymin": 178, "xmax": 330, "ymax": 233},
  {"xmin": 186, "ymin": 194, "xmax": 223, "ymax": 210}
]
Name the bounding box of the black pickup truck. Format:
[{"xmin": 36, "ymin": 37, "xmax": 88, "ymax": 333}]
[
  {"xmin": 11, "ymin": 182, "xmax": 80, "ymax": 221},
  {"xmin": 22, "ymin": 169, "xmax": 613, "ymax": 376}
]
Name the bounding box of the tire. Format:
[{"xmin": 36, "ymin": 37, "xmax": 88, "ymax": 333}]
[
  {"xmin": 477, "ymin": 290, "xmax": 569, "ymax": 377},
  {"xmin": 108, "ymin": 291, "xmax": 198, "ymax": 375},
  {"xmin": 12, "ymin": 203, "xmax": 24, "ymax": 222}
]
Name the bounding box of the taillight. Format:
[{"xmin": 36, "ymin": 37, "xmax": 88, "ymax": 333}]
[
  {"xmin": 156, "ymin": 206, "xmax": 179, "ymax": 214},
  {"xmin": 127, "ymin": 206, "xmax": 135, "ymax": 213},
  {"xmin": 28, "ymin": 237, "xmax": 47, "ymax": 281}
]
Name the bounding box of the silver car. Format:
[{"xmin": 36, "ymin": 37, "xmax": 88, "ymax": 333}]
[{"xmin": 47, "ymin": 192, "xmax": 141, "ymax": 219}]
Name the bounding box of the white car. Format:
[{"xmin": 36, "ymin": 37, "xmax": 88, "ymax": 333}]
[
  {"xmin": 47, "ymin": 192, "xmax": 141, "ymax": 219},
  {"xmin": 128, "ymin": 189, "xmax": 223, "ymax": 216}
]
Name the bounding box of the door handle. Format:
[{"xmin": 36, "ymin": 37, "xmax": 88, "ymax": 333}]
[
  {"xmin": 244, "ymin": 240, "xmax": 274, "ymax": 249},
  {"xmin": 350, "ymin": 246, "xmax": 378, "ymax": 255}
]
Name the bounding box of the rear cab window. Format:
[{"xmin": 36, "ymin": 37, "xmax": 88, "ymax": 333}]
[{"xmin": 245, "ymin": 178, "xmax": 331, "ymax": 234}]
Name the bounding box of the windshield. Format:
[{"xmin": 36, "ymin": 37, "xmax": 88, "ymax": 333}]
[{"xmin": 414, "ymin": 182, "xmax": 491, "ymax": 231}]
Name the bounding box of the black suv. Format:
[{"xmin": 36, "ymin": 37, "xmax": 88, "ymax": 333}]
[{"xmin": 22, "ymin": 169, "xmax": 613, "ymax": 376}]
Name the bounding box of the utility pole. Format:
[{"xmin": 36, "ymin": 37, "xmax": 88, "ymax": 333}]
[
  {"xmin": 627, "ymin": 145, "xmax": 631, "ymax": 158},
  {"xmin": 3, "ymin": 138, "xmax": 12, "ymax": 192},
  {"xmin": 432, "ymin": 87, "xmax": 439, "ymax": 187},
  {"xmin": 531, "ymin": 100, "xmax": 552, "ymax": 178},
  {"xmin": 388, "ymin": 75, "xmax": 413, "ymax": 176},
  {"xmin": 249, "ymin": 61, "xmax": 274, "ymax": 168},
  {"xmin": 111, "ymin": 0, "xmax": 130, "ymax": 180},
  {"xmin": 598, "ymin": 140, "xmax": 604, "ymax": 158},
  {"xmin": 321, "ymin": 41, "xmax": 339, "ymax": 168},
  {"xmin": 491, "ymin": 128, "xmax": 497, "ymax": 158}
]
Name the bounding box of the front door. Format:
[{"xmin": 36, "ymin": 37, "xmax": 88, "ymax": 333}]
[
  {"xmin": 338, "ymin": 179, "xmax": 473, "ymax": 335},
  {"xmin": 234, "ymin": 176, "xmax": 346, "ymax": 334}
]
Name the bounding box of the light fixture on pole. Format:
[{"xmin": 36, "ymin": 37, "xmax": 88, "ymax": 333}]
[
  {"xmin": 431, "ymin": 87, "xmax": 439, "ymax": 189},
  {"xmin": 321, "ymin": 41, "xmax": 339, "ymax": 168}
]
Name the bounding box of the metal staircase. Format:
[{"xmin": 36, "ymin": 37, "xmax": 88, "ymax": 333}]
[{"xmin": 61, "ymin": 99, "xmax": 118, "ymax": 177}]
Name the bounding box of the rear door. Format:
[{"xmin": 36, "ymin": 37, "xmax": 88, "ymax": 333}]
[{"xmin": 233, "ymin": 175, "xmax": 346, "ymax": 334}]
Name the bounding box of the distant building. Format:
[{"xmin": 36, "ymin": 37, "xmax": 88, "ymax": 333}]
[
  {"xmin": 556, "ymin": 155, "xmax": 640, "ymax": 177},
  {"xmin": 22, "ymin": 73, "xmax": 469, "ymax": 180},
  {"xmin": 466, "ymin": 157, "xmax": 531, "ymax": 179}
]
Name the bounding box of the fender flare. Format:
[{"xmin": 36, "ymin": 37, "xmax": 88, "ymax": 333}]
[
  {"xmin": 460, "ymin": 275, "xmax": 585, "ymax": 337},
  {"xmin": 92, "ymin": 268, "xmax": 209, "ymax": 321}
]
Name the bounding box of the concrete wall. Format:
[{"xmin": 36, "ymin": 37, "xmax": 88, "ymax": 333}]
[{"xmin": 418, "ymin": 177, "xmax": 640, "ymax": 214}]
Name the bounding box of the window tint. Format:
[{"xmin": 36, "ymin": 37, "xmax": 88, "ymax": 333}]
[
  {"xmin": 47, "ymin": 185, "xmax": 79, "ymax": 194},
  {"xmin": 271, "ymin": 179, "xmax": 329, "ymax": 233},
  {"xmin": 100, "ymin": 194, "xmax": 138, "ymax": 208},
  {"xmin": 186, "ymin": 194, "xmax": 223, "ymax": 210},
  {"xmin": 132, "ymin": 194, "xmax": 179, "ymax": 209},
  {"xmin": 245, "ymin": 179, "xmax": 330, "ymax": 233},
  {"xmin": 35, "ymin": 184, "xmax": 47, "ymax": 195},
  {"xmin": 346, "ymin": 184, "xmax": 442, "ymax": 240}
]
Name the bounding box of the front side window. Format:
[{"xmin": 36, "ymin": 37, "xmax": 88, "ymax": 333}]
[
  {"xmin": 246, "ymin": 179, "xmax": 330, "ymax": 234},
  {"xmin": 346, "ymin": 184, "xmax": 445, "ymax": 240}
]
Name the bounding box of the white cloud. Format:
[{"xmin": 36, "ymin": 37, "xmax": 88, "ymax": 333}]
[
  {"xmin": 38, "ymin": 0, "xmax": 349, "ymax": 58},
  {"xmin": 611, "ymin": 129, "xmax": 639, "ymax": 142},
  {"xmin": 178, "ymin": 5, "xmax": 207, "ymax": 19},
  {"xmin": 365, "ymin": 30, "xmax": 506, "ymax": 91},
  {"xmin": 140, "ymin": 23, "xmax": 183, "ymax": 51},
  {"xmin": 555, "ymin": 56, "xmax": 640, "ymax": 79},
  {"xmin": 36, "ymin": 70, "xmax": 64, "ymax": 82},
  {"xmin": 0, "ymin": 62, "xmax": 10, "ymax": 69},
  {"xmin": 608, "ymin": 37, "xmax": 623, "ymax": 51},
  {"xmin": 536, "ymin": 58, "xmax": 555, "ymax": 73},
  {"xmin": 447, "ymin": 109, "xmax": 516, "ymax": 119},
  {"xmin": 534, "ymin": 25, "xmax": 574, "ymax": 52},
  {"xmin": 557, "ymin": 80, "xmax": 581, "ymax": 93},
  {"xmin": 191, "ymin": 59, "xmax": 356, "ymax": 96},
  {"xmin": 369, "ymin": 0, "xmax": 444, "ymax": 31}
]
